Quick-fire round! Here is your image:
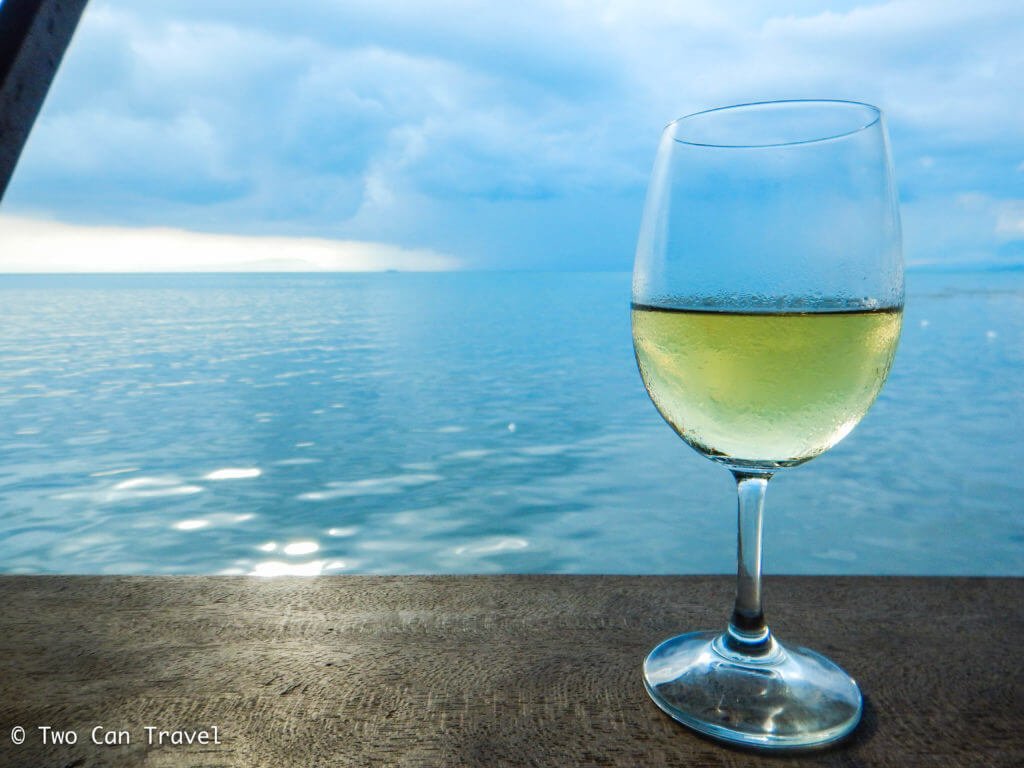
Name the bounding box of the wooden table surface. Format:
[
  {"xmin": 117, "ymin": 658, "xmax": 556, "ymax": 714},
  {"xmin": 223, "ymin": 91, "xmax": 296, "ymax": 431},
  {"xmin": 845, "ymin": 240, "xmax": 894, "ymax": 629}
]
[{"xmin": 0, "ymin": 575, "xmax": 1020, "ymax": 767}]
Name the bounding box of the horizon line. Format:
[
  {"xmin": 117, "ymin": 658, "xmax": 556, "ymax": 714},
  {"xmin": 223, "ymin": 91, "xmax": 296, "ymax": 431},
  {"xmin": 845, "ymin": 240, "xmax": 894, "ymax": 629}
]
[{"xmin": 1, "ymin": 263, "xmax": 1021, "ymax": 276}]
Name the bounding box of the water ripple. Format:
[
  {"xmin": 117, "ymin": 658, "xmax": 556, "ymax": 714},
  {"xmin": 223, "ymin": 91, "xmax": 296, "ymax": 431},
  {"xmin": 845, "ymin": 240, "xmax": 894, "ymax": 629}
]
[
  {"xmin": 298, "ymin": 473, "xmax": 442, "ymax": 500},
  {"xmin": 55, "ymin": 476, "xmax": 205, "ymax": 502}
]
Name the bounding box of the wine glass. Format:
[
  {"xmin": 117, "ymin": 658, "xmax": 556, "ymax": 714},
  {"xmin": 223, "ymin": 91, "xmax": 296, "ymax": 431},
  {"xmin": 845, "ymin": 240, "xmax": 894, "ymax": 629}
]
[{"xmin": 632, "ymin": 100, "xmax": 903, "ymax": 749}]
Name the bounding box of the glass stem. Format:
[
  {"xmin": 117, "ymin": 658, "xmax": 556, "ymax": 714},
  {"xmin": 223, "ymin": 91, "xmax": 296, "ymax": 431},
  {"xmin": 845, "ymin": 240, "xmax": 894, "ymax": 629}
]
[{"xmin": 726, "ymin": 470, "xmax": 773, "ymax": 654}]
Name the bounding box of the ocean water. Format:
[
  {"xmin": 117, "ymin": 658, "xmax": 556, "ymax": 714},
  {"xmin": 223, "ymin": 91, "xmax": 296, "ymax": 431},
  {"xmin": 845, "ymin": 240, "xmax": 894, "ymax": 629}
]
[{"xmin": 0, "ymin": 271, "xmax": 1020, "ymax": 575}]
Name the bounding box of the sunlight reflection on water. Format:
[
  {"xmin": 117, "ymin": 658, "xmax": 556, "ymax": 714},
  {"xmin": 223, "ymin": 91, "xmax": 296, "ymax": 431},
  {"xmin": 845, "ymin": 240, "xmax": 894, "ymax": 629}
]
[{"xmin": 205, "ymin": 467, "xmax": 262, "ymax": 480}]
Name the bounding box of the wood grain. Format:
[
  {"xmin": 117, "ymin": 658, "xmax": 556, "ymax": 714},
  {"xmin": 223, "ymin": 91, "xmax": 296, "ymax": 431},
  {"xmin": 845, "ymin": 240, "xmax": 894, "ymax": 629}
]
[{"xmin": 0, "ymin": 575, "xmax": 1020, "ymax": 767}]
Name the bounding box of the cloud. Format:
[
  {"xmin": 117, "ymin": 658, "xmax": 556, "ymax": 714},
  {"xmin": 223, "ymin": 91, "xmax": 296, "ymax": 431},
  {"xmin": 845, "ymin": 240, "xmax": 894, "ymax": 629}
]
[
  {"xmin": 901, "ymin": 193, "xmax": 1024, "ymax": 267},
  {"xmin": 3, "ymin": 0, "xmax": 1022, "ymax": 268},
  {"xmin": 0, "ymin": 216, "xmax": 457, "ymax": 271},
  {"xmin": 995, "ymin": 200, "xmax": 1024, "ymax": 240}
]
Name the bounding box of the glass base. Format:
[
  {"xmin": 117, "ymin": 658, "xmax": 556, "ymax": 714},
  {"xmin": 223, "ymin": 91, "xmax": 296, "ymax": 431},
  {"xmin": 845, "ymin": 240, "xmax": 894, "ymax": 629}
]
[{"xmin": 643, "ymin": 630, "xmax": 862, "ymax": 749}]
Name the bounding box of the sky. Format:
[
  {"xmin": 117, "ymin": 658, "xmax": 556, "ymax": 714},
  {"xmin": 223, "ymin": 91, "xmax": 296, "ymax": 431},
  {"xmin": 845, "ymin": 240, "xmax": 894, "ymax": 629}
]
[{"xmin": 2, "ymin": 0, "xmax": 1022, "ymax": 271}]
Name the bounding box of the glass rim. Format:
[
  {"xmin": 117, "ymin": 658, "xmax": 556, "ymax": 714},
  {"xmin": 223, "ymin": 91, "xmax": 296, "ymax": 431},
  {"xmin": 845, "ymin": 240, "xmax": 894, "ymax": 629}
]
[{"xmin": 666, "ymin": 99, "xmax": 882, "ymax": 149}]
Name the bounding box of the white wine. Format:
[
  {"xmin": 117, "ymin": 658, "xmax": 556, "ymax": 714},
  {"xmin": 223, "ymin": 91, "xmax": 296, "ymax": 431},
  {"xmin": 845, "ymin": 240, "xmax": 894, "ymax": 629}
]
[{"xmin": 631, "ymin": 304, "xmax": 902, "ymax": 468}]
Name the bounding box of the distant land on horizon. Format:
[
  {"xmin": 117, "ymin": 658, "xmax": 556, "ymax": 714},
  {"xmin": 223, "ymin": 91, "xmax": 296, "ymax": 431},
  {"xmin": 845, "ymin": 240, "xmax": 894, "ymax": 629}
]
[{"xmin": 905, "ymin": 261, "xmax": 1024, "ymax": 274}]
